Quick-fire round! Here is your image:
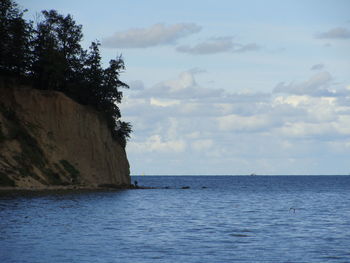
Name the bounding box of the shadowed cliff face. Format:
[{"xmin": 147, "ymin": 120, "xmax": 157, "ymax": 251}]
[{"xmin": 0, "ymin": 87, "xmax": 130, "ymax": 189}]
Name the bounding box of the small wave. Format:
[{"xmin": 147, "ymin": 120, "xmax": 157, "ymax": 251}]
[{"xmin": 229, "ymin": 233, "xmax": 250, "ymax": 237}]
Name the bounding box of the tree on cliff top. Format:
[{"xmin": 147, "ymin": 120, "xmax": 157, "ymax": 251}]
[
  {"xmin": 31, "ymin": 10, "xmax": 85, "ymax": 92},
  {"xmin": 0, "ymin": 0, "xmax": 132, "ymax": 147},
  {"xmin": 0, "ymin": 0, "xmax": 32, "ymax": 79}
]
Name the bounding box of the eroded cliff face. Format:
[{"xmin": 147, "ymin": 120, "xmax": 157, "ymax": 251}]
[{"xmin": 0, "ymin": 87, "xmax": 130, "ymax": 189}]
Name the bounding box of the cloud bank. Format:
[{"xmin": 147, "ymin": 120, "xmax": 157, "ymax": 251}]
[
  {"xmin": 122, "ymin": 70, "xmax": 350, "ymax": 175},
  {"xmin": 316, "ymin": 27, "xmax": 350, "ymax": 39},
  {"xmin": 103, "ymin": 23, "xmax": 201, "ymax": 48}
]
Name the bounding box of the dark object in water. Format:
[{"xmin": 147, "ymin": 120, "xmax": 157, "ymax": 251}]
[
  {"xmin": 202, "ymin": 186, "xmax": 207, "ymax": 189},
  {"xmin": 98, "ymin": 183, "xmax": 129, "ymax": 189},
  {"xmin": 134, "ymin": 180, "xmax": 139, "ymax": 188},
  {"xmin": 181, "ymin": 186, "xmax": 190, "ymax": 189},
  {"xmin": 289, "ymin": 207, "xmax": 296, "ymax": 213}
]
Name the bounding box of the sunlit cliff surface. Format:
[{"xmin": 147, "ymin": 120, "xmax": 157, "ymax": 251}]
[{"xmin": 0, "ymin": 87, "xmax": 130, "ymax": 189}]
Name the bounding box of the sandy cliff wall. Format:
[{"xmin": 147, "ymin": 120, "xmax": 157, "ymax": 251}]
[{"xmin": 0, "ymin": 87, "xmax": 130, "ymax": 188}]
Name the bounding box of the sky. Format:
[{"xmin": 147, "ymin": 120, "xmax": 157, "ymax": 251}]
[{"xmin": 18, "ymin": 0, "xmax": 350, "ymax": 175}]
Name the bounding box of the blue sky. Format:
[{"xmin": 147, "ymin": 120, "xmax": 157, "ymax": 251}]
[{"xmin": 19, "ymin": 0, "xmax": 350, "ymax": 175}]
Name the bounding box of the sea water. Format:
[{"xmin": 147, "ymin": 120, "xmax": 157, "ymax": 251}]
[{"xmin": 0, "ymin": 176, "xmax": 350, "ymax": 263}]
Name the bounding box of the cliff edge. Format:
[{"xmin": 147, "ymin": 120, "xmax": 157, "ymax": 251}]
[{"xmin": 0, "ymin": 87, "xmax": 130, "ymax": 189}]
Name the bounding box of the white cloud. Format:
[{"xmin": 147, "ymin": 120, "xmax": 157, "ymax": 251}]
[
  {"xmin": 316, "ymin": 27, "xmax": 350, "ymax": 39},
  {"xmin": 273, "ymin": 71, "xmax": 336, "ymax": 97},
  {"xmin": 335, "ymin": 115, "xmax": 350, "ymax": 135},
  {"xmin": 123, "ymin": 70, "xmax": 350, "ymax": 174},
  {"xmin": 192, "ymin": 139, "xmax": 213, "ymax": 151},
  {"xmin": 128, "ymin": 135, "xmax": 186, "ymax": 153},
  {"xmin": 135, "ymin": 71, "xmax": 225, "ymax": 99},
  {"xmin": 103, "ymin": 23, "xmax": 201, "ymax": 48},
  {"xmin": 217, "ymin": 114, "xmax": 274, "ymax": 133},
  {"xmin": 150, "ymin": 98, "xmax": 180, "ymax": 107},
  {"xmin": 277, "ymin": 122, "xmax": 336, "ymax": 138},
  {"xmin": 176, "ymin": 37, "xmax": 260, "ymax": 55}
]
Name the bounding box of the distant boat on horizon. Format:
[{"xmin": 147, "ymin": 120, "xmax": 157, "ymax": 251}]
[{"xmin": 250, "ymin": 173, "xmax": 257, "ymax": 176}]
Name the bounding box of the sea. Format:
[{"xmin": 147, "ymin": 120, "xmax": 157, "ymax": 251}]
[{"xmin": 0, "ymin": 175, "xmax": 350, "ymax": 263}]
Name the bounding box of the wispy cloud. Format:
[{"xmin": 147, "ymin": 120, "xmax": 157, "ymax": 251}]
[
  {"xmin": 133, "ymin": 71, "xmax": 225, "ymax": 99},
  {"xmin": 234, "ymin": 43, "xmax": 260, "ymax": 53},
  {"xmin": 316, "ymin": 27, "xmax": 350, "ymax": 39},
  {"xmin": 176, "ymin": 37, "xmax": 260, "ymax": 55},
  {"xmin": 176, "ymin": 37, "xmax": 234, "ymax": 54},
  {"xmin": 310, "ymin": 63, "xmax": 325, "ymax": 71},
  {"xmin": 273, "ymin": 71, "xmax": 336, "ymax": 97},
  {"xmin": 103, "ymin": 23, "xmax": 202, "ymax": 48}
]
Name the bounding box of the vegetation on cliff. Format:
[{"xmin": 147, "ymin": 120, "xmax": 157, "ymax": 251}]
[{"xmin": 0, "ymin": 0, "xmax": 132, "ymax": 147}]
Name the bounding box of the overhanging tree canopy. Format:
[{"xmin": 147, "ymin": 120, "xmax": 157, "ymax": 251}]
[{"xmin": 0, "ymin": 0, "xmax": 132, "ymax": 147}]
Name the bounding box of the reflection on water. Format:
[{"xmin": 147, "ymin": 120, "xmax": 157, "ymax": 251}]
[{"xmin": 1, "ymin": 176, "xmax": 350, "ymax": 263}]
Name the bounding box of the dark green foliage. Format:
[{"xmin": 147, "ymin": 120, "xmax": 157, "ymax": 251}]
[
  {"xmin": 0, "ymin": 0, "xmax": 132, "ymax": 146},
  {"xmin": 103, "ymin": 56, "xmax": 128, "ymax": 105},
  {"xmin": 115, "ymin": 121, "xmax": 133, "ymax": 147},
  {"xmin": 17, "ymin": 130, "xmax": 46, "ymax": 168},
  {"xmin": 7, "ymin": 117, "xmax": 46, "ymax": 168},
  {"xmin": 0, "ymin": 172, "xmax": 15, "ymax": 186},
  {"xmin": 59, "ymin": 160, "xmax": 79, "ymax": 182},
  {"xmin": 80, "ymin": 41, "xmax": 103, "ymax": 106},
  {"xmin": 0, "ymin": 123, "xmax": 5, "ymax": 143},
  {"xmin": 0, "ymin": 103, "xmax": 19, "ymax": 122},
  {"xmin": 31, "ymin": 10, "xmax": 84, "ymax": 91},
  {"xmin": 13, "ymin": 154, "xmax": 35, "ymax": 176},
  {"xmin": 0, "ymin": 0, "xmax": 32, "ymax": 79},
  {"xmin": 12, "ymin": 153, "xmax": 47, "ymax": 186},
  {"xmin": 54, "ymin": 162, "xmax": 66, "ymax": 176},
  {"xmin": 0, "ymin": 105, "xmax": 51, "ymax": 185},
  {"xmin": 2, "ymin": 104, "xmax": 46, "ymax": 170},
  {"xmin": 42, "ymin": 167, "xmax": 62, "ymax": 185}
]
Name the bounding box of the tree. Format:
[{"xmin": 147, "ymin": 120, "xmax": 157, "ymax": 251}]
[
  {"xmin": 80, "ymin": 41, "xmax": 104, "ymax": 106},
  {"xmin": 0, "ymin": 0, "xmax": 32, "ymax": 79},
  {"xmin": 103, "ymin": 56, "xmax": 129, "ymax": 104},
  {"xmin": 31, "ymin": 10, "xmax": 84, "ymax": 91},
  {"xmin": 1, "ymin": 1, "xmax": 132, "ymax": 146},
  {"xmin": 116, "ymin": 121, "xmax": 132, "ymax": 147},
  {"xmin": 100, "ymin": 56, "xmax": 130, "ymax": 143}
]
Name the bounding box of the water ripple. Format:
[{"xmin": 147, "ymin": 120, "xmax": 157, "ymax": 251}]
[{"xmin": 0, "ymin": 176, "xmax": 350, "ymax": 263}]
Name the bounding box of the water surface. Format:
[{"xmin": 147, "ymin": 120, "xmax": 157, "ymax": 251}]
[{"xmin": 1, "ymin": 176, "xmax": 349, "ymax": 262}]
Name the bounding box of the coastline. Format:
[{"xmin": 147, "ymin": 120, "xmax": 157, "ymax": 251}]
[{"xmin": 0, "ymin": 184, "xmax": 155, "ymax": 192}]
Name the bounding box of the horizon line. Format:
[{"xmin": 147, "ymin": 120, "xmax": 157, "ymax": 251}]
[{"xmin": 131, "ymin": 174, "xmax": 349, "ymax": 176}]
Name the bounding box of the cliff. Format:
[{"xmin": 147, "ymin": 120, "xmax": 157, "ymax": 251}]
[{"xmin": 0, "ymin": 87, "xmax": 130, "ymax": 189}]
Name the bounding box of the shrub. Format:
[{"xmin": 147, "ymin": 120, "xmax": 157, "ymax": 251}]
[
  {"xmin": 59, "ymin": 159, "xmax": 79, "ymax": 182},
  {"xmin": 0, "ymin": 172, "xmax": 15, "ymax": 186}
]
